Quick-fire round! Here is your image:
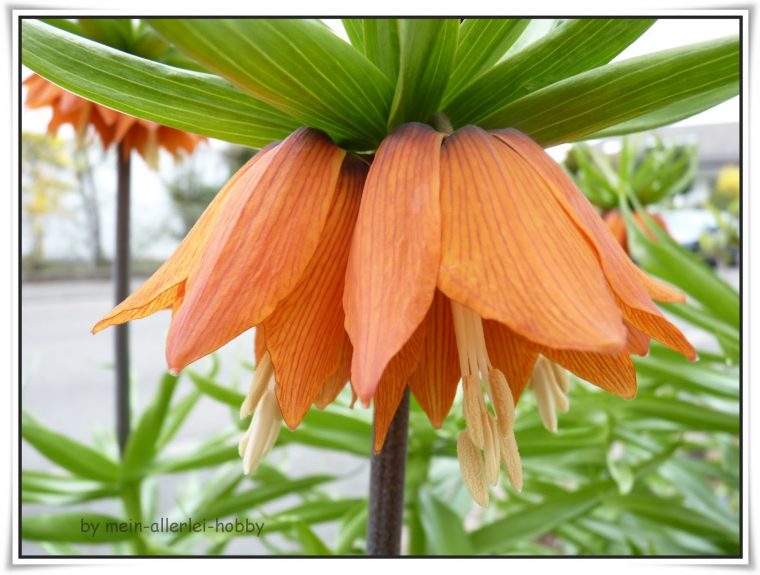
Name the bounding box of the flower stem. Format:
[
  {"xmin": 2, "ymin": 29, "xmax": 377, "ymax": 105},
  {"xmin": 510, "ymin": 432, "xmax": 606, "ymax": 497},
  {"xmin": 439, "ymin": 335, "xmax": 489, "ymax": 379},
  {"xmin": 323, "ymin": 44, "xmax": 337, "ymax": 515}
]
[
  {"xmin": 115, "ymin": 143, "xmax": 131, "ymax": 454},
  {"xmin": 366, "ymin": 388, "xmax": 410, "ymax": 556}
]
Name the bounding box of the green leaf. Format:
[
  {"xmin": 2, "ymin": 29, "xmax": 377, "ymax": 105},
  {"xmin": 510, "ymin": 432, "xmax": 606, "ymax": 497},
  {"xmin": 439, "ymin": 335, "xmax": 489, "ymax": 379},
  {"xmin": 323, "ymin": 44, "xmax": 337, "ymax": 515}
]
[
  {"xmin": 388, "ymin": 19, "xmax": 459, "ymax": 129},
  {"xmin": 341, "ymin": 19, "xmax": 366, "ymax": 52},
  {"xmin": 157, "ymin": 389, "xmax": 202, "ymax": 450},
  {"xmin": 22, "ymin": 513, "xmax": 134, "ymax": 543},
  {"xmin": 122, "ymin": 372, "xmax": 179, "ymax": 477},
  {"xmin": 444, "ymin": 18, "xmax": 654, "ymax": 127},
  {"xmin": 155, "ymin": 439, "xmax": 239, "ymax": 473},
  {"xmin": 634, "ymin": 346, "xmax": 739, "ymax": 399},
  {"xmin": 476, "ymin": 35, "xmax": 739, "ymax": 146},
  {"xmin": 22, "ymin": 471, "xmax": 119, "ymax": 505},
  {"xmin": 607, "ymin": 495, "xmax": 739, "ymax": 552},
  {"xmin": 418, "ymin": 488, "xmax": 474, "ymax": 555},
  {"xmin": 22, "ymin": 19, "xmax": 301, "ymax": 148},
  {"xmin": 198, "ymin": 475, "xmax": 335, "ymax": 521},
  {"xmin": 471, "ymin": 481, "xmax": 613, "ymax": 553},
  {"xmin": 334, "ymin": 502, "xmax": 367, "ymax": 554},
  {"xmin": 362, "ymin": 20, "xmax": 401, "ymax": 81},
  {"xmin": 188, "ymin": 371, "xmax": 245, "ymax": 408},
  {"xmin": 22, "ymin": 414, "xmax": 121, "ymax": 482},
  {"xmin": 291, "ymin": 523, "xmax": 332, "ymax": 555},
  {"xmin": 444, "ymin": 19, "xmax": 529, "ymax": 102},
  {"xmin": 585, "ymin": 83, "xmax": 739, "ymax": 139},
  {"xmin": 623, "ymin": 203, "xmax": 740, "ymax": 326},
  {"xmin": 149, "ymin": 18, "xmax": 394, "ymax": 148},
  {"xmin": 620, "ymin": 397, "xmax": 738, "ymax": 434},
  {"xmin": 77, "ymin": 18, "xmax": 135, "ymax": 51}
]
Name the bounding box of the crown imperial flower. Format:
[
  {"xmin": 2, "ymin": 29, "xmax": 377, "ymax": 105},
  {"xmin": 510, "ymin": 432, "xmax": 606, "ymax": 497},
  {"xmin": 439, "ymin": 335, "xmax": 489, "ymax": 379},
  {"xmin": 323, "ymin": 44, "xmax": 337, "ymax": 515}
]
[{"xmin": 94, "ymin": 122, "xmax": 694, "ymax": 505}]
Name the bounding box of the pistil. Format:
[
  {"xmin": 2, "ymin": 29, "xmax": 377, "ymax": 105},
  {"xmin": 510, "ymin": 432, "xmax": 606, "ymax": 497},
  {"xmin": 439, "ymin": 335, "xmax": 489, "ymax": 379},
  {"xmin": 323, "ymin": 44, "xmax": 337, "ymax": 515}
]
[{"xmin": 450, "ymin": 300, "xmax": 522, "ymax": 504}]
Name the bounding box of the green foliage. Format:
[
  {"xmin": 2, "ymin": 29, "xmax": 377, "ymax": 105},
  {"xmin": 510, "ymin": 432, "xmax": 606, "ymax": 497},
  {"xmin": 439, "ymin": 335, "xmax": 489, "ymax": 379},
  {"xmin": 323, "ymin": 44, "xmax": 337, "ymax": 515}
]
[
  {"xmin": 22, "ymin": 18, "xmax": 740, "ymax": 151},
  {"xmin": 566, "ymin": 136, "xmax": 698, "ymax": 210}
]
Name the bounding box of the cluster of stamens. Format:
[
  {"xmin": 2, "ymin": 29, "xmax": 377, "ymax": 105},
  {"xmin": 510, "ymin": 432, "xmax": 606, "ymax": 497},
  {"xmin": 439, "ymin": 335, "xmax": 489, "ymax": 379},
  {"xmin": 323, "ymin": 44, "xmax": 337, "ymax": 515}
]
[
  {"xmin": 451, "ymin": 301, "xmax": 522, "ymax": 506},
  {"xmin": 238, "ymin": 351, "xmax": 283, "ymax": 474},
  {"xmin": 529, "ymin": 355, "xmax": 570, "ymax": 433}
]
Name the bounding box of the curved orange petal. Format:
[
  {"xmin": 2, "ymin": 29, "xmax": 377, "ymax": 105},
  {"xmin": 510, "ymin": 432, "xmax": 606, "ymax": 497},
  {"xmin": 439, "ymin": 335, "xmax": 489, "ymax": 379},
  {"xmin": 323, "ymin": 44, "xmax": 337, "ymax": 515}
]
[
  {"xmin": 24, "ymin": 74, "xmax": 62, "ymax": 108},
  {"xmin": 540, "ymin": 347, "xmax": 637, "ymax": 400},
  {"xmin": 314, "ymin": 339, "xmax": 353, "ymax": 409},
  {"xmin": 92, "ymin": 144, "xmax": 277, "ymax": 333},
  {"xmin": 483, "ymin": 320, "xmax": 537, "ymax": 403},
  {"xmin": 167, "ymin": 129, "xmax": 346, "ymax": 372},
  {"xmin": 264, "ymin": 156, "xmax": 366, "ymax": 428},
  {"xmin": 492, "ymin": 130, "xmax": 693, "ymax": 359},
  {"xmin": 626, "ymin": 322, "xmax": 650, "ymax": 356},
  {"xmin": 439, "ymin": 126, "xmax": 626, "ymax": 353},
  {"xmin": 344, "ymin": 123, "xmax": 445, "ymax": 403},
  {"xmin": 372, "ymin": 318, "xmax": 428, "ymax": 452},
  {"xmin": 407, "ymin": 290, "xmax": 460, "ymax": 428}
]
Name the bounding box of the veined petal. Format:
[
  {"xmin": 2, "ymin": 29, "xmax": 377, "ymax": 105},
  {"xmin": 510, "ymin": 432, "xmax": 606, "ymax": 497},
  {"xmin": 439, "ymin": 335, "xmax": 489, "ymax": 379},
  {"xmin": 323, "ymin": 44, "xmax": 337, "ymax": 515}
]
[
  {"xmin": 439, "ymin": 126, "xmax": 626, "ymax": 353},
  {"xmin": 167, "ymin": 129, "xmax": 346, "ymax": 372},
  {"xmin": 372, "ymin": 318, "xmax": 428, "ymax": 452},
  {"xmin": 344, "ymin": 123, "xmax": 445, "ymax": 403},
  {"xmin": 540, "ymin": 347, "xmax": 637, "ymax": 400},
  {"xmin": 314, "ymin": 339, "xmax": 353, "ymax": 409},
  {"xmin": 483, "ymin": 320, "xmax": 537, "ymax": 402},
  {"xmin": 626, "ymin": 322, "xmax": 650, "ymax": 356},
  {"xmin": 492, "ymin": 130, "xmax": 694, "ymax": 359},
  {"xmin": 265, "ymin": 156, "xmax": 366, "ymax": 428},
  {"xmin": 407, "ymin": 290, "xmax": 460, "ymax": 428},
  {"xmin": 92, "ymin": 144, "xmax": 277, "ymax": 334}
]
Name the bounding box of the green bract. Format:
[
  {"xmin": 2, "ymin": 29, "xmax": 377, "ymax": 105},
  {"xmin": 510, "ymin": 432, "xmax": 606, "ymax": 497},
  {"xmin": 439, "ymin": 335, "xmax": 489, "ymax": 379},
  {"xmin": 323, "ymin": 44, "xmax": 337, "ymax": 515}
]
[{"xmin": 22, "ymin": 18, "xmax": 739, "ymax": 151}]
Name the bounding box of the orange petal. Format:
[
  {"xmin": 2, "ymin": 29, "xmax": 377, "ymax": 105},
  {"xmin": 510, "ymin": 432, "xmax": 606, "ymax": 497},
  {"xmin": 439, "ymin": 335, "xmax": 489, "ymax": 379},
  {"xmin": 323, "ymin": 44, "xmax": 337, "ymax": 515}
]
[
  {"xmin": 626, "ymin": 322, "xmax": 650, "ymax": 356},
  {"xmin": 407, "ymin": 290, "xmax": 461, "ymax": 428},
  {"xmin": 265, "ymin": 156, "xmax": 366, "ymax": 428},
  {"xmin": 344, "ymin": 123, "xmax": 445, "ymax": 403},
  {"xmin": 92, "ymin": 144, "xmax": 277, "ymax": 333},
  {"xmin": 314, "ymin": 338, "xmax": 353, "ymax": 409},
  {"xmin": 439, "ymin": 126, "xmax": 626, "ymax": 353},
  {"xmin": 483, "ymin": 320, "xmax": 537, "ymax": 403},
  {"xmin": 540, "ymin": 347, "xmax": 637, "ymax": 400},
  {"xmin": 372, "ymin": 318, "xmax": 428, "ymax": 452},
  {"xmin": 167, "ymin": 129, "xmax": 346, "ymax": 372},
  {"xmin": 492, "ymin": 130, "xmax": 693, "ymax": 359},
  {"xmin": 254, "ymin": 325, "xmax": 267, "ymax": 365},
  {"xmin": 604, "ymin": 210, "xmax": 629, "ymax": 252}
]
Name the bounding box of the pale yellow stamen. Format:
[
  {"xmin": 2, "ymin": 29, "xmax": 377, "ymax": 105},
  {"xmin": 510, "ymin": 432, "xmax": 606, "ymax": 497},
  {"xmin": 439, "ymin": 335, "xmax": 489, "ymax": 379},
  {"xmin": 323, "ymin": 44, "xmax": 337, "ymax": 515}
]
[
  {"xmin": 530, "ymin": 355, "xmax": 570, "ymax": 432},
  {"xmin": 483, "ymin": 413, "xmax": 500, "ymax": 486},
  {"xmin": 499, "ymin": 431, "xmax": 523, "ymax": 492},
  {"xmin": 457, "ymin": 430, "xmax": 489, "ymax": 506},
  {"xmin": 240, "ymin": 352, "xmax": 274, "ymax": 419},
  {"xmin": 238, "ymin": 353, "xmax": 282, "ymax": 475},
  {"xmin": 450, "ymin": 300, "xmax": 523, "ymax": 504}
]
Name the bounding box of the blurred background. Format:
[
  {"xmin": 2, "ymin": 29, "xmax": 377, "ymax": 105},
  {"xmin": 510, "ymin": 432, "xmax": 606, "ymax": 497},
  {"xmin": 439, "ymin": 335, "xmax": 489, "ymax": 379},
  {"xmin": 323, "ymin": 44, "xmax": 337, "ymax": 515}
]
[{"xmin": 21, "ymin": 18, "xmax": 741, "ymax": 557}]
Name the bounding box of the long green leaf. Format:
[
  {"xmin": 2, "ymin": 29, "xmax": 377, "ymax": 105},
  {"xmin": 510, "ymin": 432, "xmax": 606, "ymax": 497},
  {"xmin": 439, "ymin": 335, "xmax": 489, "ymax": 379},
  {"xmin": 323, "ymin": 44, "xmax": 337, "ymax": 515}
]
[
  {"xmin": 22, "ymin": 414, "xmax": 121, "ymax": 482},
  {"xmin": 22, "ymin": 19, "xmax": 300, "ymax": 148},
  {"xmin": 149, "ymin": 18, "xmax": 394, "ymax": 148},
  {"xmin": 586, "ymin": 83, "xmax": 739, "ymax": 139},
  {"xmin": 362, "ymin": 20, "xmax": 400, "ymax": 80},
  {"xmin": 443, "ymin": 18, "xmax": 529, "ymax": 102},
  {"xmin": 22, "ymin": 513, "xmax": 134, "ymax": 543},
  {"xmin": 444, "ymin": 18, "xmax": 654, "ymax": 126},
  {"xmin": 477, "ymin": 35, "xmax": 740, "ymax": 146},
  {"xmin": 341, "ymin": 19, "xmax": 365, "ymax": 52},
  {"xmin": 198, "ymin": 475, "xmax": 335, "ymax": 520},
  {"xmin": 418, "ymin": 488, "xmax": 474, "ymax": 555},
  {"xmin": 472, "ymin": 481, "xmax": 613, "ymax": 553},
  {"xmin": 122, "ymin": 373, "xmax": 179, "ymax": 477},
  {"xmin": 388, "ymin": 19, "xmax": 459, "ymax": 129}
]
